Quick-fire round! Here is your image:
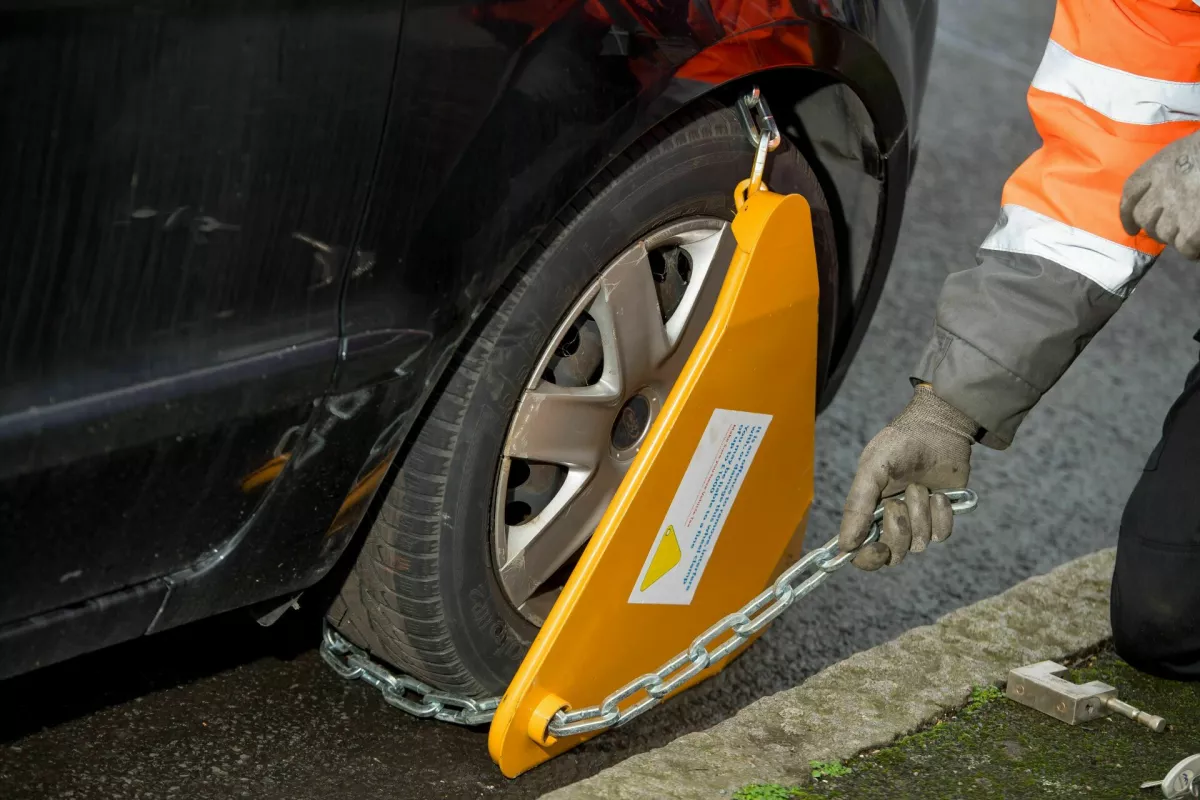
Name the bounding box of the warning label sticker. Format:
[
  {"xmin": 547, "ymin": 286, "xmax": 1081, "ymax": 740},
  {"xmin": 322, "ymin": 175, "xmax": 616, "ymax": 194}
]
[{"xmin": 629, "ymin": 408, "xmax": 772, "ymax": 605}]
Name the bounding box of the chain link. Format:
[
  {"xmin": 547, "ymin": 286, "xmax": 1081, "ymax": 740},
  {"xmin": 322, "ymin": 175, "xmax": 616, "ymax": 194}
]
[
  {"xmin": 320, "ymin": 627, "xmax": 500, "ymax": 726},
  {"xmin": 322, "ymin": 490, "xmax": 977, "ymax": 736},
  {"xmin": 735, "ymin": 86, "xmax": 780, "ymax": 208}
]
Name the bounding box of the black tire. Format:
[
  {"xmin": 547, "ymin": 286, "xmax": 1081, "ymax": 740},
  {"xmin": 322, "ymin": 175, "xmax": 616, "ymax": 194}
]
[{"xmin": 326, "ymin": 101, "xmax": 838, "ymax": 696}]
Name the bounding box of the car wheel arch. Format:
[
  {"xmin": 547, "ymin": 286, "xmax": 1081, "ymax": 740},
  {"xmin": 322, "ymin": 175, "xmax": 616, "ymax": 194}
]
[{"xmin": 462, "ymin": 64, "xmax": 907, "ymax": 411}]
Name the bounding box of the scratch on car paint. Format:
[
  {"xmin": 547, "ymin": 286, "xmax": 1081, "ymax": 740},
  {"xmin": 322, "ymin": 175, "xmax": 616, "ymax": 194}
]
[
  {"xmin": 292, "ymin": 232, "xmax": 338, "ymax": 286},
  {"xmin": 291, "ymin": 232, "xmax": 334, "ymax": 254},
  {"xmin": 116, "ymin": 202, "xmax": 241, "ymax": 242},
  {"xmin": 194, "ymin": 215, "xmax": 240, "ymax": 234},
  {"xmin": 350, "ymin": 250, "xmax": 376, "ymax": 278},
  {"xmin": 162, "ymin": 205, "xmax": 190, "ymax": 229}
]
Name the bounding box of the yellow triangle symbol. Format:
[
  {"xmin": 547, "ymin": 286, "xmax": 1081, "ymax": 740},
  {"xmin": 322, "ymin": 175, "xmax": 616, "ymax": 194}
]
[{"xmin": 640, "ymin": 525, "xmax": 682, "ymax": 592}]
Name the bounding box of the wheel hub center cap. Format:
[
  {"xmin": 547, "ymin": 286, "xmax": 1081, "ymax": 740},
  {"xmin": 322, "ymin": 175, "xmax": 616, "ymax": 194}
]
[{"xmin": 611, "ymin": 394, "xmax": 653, "ymax": 451}]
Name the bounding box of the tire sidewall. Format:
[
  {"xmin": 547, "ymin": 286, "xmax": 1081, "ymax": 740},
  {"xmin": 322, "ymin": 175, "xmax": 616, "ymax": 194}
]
[{"xmin": 437, "ymin": 113, "xmax": 835, "ymax": 692}]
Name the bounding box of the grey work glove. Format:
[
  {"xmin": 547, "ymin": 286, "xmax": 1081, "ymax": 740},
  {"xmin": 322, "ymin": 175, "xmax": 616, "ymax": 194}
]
[
  {"xmin": 838, "ymin": 385, "xmax": 977, "ymax": 571},
  {"xmin": 1120, "ymin": 131, "xmax": 1200, "ymax": 259}
]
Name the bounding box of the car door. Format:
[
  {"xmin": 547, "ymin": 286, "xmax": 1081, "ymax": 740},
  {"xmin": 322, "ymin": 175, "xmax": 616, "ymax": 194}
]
[{"xmin": 0, "ymin": 5, "xmax": 400, "ymax": 625}]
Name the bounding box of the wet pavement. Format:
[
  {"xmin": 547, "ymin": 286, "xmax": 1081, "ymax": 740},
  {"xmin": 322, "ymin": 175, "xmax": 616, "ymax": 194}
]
[
  {"xmin": 6, "ymin": 1, "xmax": 1200, "ymax": 798},
  {"xmin": 0, "ymin": 615, "xmax": 513, "ymax": 800}
]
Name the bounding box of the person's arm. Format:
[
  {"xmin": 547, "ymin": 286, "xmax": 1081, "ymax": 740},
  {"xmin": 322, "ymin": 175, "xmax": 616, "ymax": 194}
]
[
  {"xmin": 916, "ymin": 0, "xmax": 1200, "ymax": 448},
  {"xmin": 841, "ymin": 0, "xmax": 1200, "ymax": 568}
]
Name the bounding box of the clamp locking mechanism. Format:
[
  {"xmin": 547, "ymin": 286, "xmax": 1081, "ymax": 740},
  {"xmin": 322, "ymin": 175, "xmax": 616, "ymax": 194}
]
[{"xmin": 1006, "ymin": 660, "xmax": 1166, "ymax": 733}]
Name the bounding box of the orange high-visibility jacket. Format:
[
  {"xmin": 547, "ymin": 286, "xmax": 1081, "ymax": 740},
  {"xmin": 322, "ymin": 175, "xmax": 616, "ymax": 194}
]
[{"xmin": 914, "ymin": 0, "xmax": 1200, "ymax": 447}]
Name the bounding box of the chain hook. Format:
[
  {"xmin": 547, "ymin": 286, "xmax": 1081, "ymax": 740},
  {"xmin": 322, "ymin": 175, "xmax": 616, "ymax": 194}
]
[
  {"xmin": 737, "ymin": 86, "xmax": 782, "ymax": 151},
  {"xmin": 735, "ymin": 87, "xmax": 781, "ymax": 210}
]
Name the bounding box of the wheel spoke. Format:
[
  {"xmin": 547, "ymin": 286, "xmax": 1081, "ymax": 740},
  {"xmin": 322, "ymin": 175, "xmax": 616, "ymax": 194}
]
[
  {"xmin": 664, "ymin": 224, "xmax": 734, "ymax": 348},
  {"xmin": 657, "ymin": 229, "xmax": 735, "ymax": 381},
  {"xmin": 590, "ymin": 244, "xmax": 671, "ymax": 392},
  {"xmin": 505, "ymin": 384, "xmax": 619, "ymax": 468},
  {"xmin": 499, "ymin": 461, "xmax": 621, "ymax": 608}
]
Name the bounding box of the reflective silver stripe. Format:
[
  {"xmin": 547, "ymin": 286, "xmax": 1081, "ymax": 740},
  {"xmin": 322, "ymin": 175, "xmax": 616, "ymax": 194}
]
[
  {"xmin": 979, "ymin": 205, "xmax": 1155, "ymax": 297},
  {"xmin": 1031, "ymin": 40, "xmax": 1200, "ymax": 125}
]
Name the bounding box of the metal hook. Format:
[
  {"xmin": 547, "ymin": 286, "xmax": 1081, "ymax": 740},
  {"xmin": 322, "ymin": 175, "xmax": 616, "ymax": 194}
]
[
  {"xmin": 734, "ymin": 87, "xmax": 781, "ymax": 210},
  {"xmin": 734, "ymin": 130, "xmax": 773, "ymax": 211},
  {"xmin": 737, "ymin": 87, "xmax": 782, "ymax": 152}
]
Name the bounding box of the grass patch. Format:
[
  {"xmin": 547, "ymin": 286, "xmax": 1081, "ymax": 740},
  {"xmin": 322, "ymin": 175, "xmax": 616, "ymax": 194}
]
[
  {"xmin": 809, "ymin": 760, "xmax": 850, "ymax": 779},
  {"xmin": 733, "ymin": 645, "xmax": 1200, "ymax": 799},
  {"xmin": 732, "ymin": 784, "xmax": 810, "ymax": 800},
  {"xmin": 964, "ymin": 684, "xmax": 1004, "ymax": 714}
]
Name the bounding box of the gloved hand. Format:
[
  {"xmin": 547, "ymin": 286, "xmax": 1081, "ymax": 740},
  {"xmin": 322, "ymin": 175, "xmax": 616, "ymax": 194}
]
[
  {"xmin": 838, "ymin": 385, "xmax": 977, "ymax": 570},
  {"xmin": 1120, "ymin": 132, "xmax": 1200, "ymax": 259}
]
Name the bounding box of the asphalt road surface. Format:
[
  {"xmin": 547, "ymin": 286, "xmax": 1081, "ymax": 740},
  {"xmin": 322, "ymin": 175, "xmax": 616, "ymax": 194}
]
[{"xmin": 5, "ymin": 2, "xmax": 1200, "ymax": 798}]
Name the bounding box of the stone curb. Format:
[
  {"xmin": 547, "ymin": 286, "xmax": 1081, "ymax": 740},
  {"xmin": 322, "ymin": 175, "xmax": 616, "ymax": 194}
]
[{"xmin": 542, "ymin": 548, "xmax": 1117, "ymax": 800}]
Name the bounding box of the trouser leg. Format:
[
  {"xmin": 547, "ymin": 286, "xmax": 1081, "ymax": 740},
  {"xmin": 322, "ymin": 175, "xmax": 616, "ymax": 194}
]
[{"xmin": 1111, "ymin": 356, "xmax": 1200, "ymax": 680}]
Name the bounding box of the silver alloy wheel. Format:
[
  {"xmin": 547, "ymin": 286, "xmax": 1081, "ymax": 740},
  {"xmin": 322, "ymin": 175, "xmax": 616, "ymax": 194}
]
[{"xmin": 493, "ymin": 217, "xmax": 731, "ymax": 625}]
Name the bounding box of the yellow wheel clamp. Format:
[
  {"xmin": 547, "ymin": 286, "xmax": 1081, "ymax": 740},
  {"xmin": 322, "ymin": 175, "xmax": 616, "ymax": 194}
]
[
  {"xmin": 319, "ymin": 90, "xmax": 979, "ymax": 778},
  {"xmin": 487, "ymin": 112, "xmax": 826, "ymax": 773}
]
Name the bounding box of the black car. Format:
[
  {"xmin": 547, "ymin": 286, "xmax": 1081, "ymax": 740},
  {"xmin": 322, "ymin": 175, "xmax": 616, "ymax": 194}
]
[{"xmin": 1, "ymin": 0, "xmax": 936, "ymax": 697}]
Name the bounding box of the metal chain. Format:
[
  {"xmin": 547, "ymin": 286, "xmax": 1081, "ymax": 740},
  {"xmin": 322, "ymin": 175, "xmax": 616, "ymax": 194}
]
[
  {"xmin": 320, "ymin": 627, "xmax": 500, "ymax": 726},
  {"xmin": 736, "ymin": 86, "xmax": 781, "ymax": 152},
  {"xmin": 320, "ymin": 488, "xmax": 978, "ymax": 736},
  {"xmin": 735, "ymin": 86, "xmax": 782, "ymax": 206},
  {"xmin": 547, "ymin": 488, "xmax": 978, "ymax": 737}
]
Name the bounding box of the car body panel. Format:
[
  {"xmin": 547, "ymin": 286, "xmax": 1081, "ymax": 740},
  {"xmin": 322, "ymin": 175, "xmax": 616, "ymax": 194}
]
[
  {"xmin": 0, "ymin": 0, "xmax": 935, "ymax": 677},
  {"xmin": 0, "ymin": 5, "xmax": 401, "ymax": 626}
]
